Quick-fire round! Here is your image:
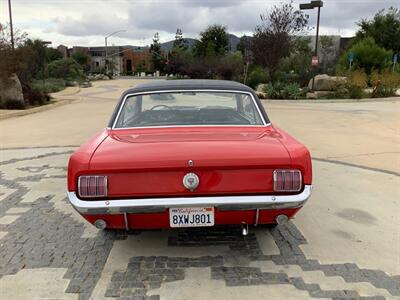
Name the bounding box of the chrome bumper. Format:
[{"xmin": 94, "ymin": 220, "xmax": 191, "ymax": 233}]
[{"xmin": 67, "ymin": 185, "xmax": 312, "ymax": 214}]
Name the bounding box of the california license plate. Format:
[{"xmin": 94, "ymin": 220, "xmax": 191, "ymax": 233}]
[{"xmin": 169, "ymin": 207, "xmax": 214, "ymax": 227}]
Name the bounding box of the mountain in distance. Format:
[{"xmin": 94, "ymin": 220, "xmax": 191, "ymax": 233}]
[{"xmin": 160, "ymin": 33, "xmax": 241, "ymax": 52}]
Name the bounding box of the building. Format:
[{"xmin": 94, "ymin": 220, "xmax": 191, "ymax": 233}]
[{"xmin": 56, "ymin": 45, "xmax": 152, "ymax": 75}]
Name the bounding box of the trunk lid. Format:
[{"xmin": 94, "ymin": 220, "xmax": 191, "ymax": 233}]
[{"xmin": 89, "ymin": 127, "xmax": 291, "ymax": 197}]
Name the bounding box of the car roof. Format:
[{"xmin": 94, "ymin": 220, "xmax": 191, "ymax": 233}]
[
  {"xmin": 108, "ymin": 79, "xmax": 269, "ymax": 128},
  {"xmin": 123, "ymin": 79, "xmax": 255, "ymax": 95}
]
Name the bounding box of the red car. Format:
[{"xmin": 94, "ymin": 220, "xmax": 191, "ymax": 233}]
[{"xmin": 67, "ymin": 80, "xmax": 312, "ymax": 235}]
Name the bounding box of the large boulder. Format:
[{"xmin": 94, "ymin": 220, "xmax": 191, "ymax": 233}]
[
  {"xmin": 256, "ymin": 83, "xmax": 268, "ymax": 93},
  {"xmin": 0, "ymin": 74, "xmax": 25, "ymax": 106},
  {"xmin": 308, "ymin": 74, "xmax": 347, "ymax": 91}
]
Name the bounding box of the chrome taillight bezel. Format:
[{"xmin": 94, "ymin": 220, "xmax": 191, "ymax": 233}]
[
  {"xmin": 273, "ymin": 170, "xmax": 302, "ymax": 192},
  {"xmin": 78, "ymin": 175, "xmax": 108, "ymax": 198}
]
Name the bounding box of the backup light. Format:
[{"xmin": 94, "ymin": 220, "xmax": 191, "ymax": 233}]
[
  {"xmin": 78, "ymin": 176, "xmax": 107, "ymax": 198},
  {"xmin": 273, "ymin": 170, "xmax": 302, "ymax": 192}
]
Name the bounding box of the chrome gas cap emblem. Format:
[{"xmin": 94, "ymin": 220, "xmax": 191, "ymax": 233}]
[{"xmin": 183, "ymin": 173, "xmax": 199, "ymax": 191}]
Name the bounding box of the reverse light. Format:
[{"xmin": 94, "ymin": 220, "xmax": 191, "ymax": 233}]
[
  {"xmin": 273, "ymin": 170, "xmax": 302, "ymax": 192},
  {"xmin": 78, "ymin": 176, "xmax": 107, "ymax": 198}
]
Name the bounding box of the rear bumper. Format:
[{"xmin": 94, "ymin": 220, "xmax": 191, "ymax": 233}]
[{"xmin": 67, "ymin": 185, "xmax": 312, "ymax": 215}]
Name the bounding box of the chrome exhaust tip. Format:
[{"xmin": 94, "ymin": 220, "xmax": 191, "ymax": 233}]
[
  {"xmin": 94, "ymin": 219, "xmax": 107, "ymax": 230},
  {"xmin": 275, "ymin": 214, "xmax": 289, "ymax": 225},
  {"xmin": 241, "ymin": 222, "xmax": 249, "ymax": 236}
]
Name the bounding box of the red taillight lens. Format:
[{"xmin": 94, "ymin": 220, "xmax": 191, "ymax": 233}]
[
  {"xmin": 78, "ymin": 176, "xmax": 107, "ymax": 198},
  {"xmin": 273, "ymin": 170, "xmax": 302, "ymax": 192}
]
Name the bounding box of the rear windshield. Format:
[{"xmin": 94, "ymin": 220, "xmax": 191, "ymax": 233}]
[{"xmin": 113, "ymin": 91, "xmax": 265, "ymax": 128}]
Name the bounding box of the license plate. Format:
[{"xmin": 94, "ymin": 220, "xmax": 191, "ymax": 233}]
[{"xmin": 169, "ymin": 207, "xmax": 214, "ymax": 227}]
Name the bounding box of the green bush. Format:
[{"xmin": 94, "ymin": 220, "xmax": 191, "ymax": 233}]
[
  {"xmin": 48, "ymin": 58, "xmax": 85, "ymax": 81},
  {"xmin": 371, "ymin": 70, "xmax": 400, "ymax": 97},
  {"xmin": 347, "ymin": 69, "xmax": 368, "ymax": 99},
  {"xmin": 337, "ymin": 38, "xmax": 392, "ymax": 74},
  {"xmin": 246, "ymin": 66, "xmax": 268, "ymax": 89},
  {"xmin": 263, "ymin": 82, "xmax": 301, "ymax": 99},
  {"xmin": 32, "ymin": 78, "xmax": 66, "ymax": 93}
]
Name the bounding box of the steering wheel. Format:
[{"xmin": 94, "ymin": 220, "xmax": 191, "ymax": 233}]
[{"xmin": 150, "ymin": 104, "xmax": 172, "ymax": 110}]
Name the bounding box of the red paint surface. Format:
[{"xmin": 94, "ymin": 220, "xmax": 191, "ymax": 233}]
[
  {"xmin": 82, "ymin": 207, "xmax": 301, "ymax": 229},
  {"xmin": 69, "ymin": 125, "xmax": 312, "ymax": 228}
]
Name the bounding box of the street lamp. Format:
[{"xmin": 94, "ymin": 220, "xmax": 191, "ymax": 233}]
[
  {"xmin": 300, "ymin": 0, "xmax": 323, "ymax": 91},
  {"xmin": 105, "ymin": 30, "xmax": 126, "ymax": 74},
  {"xmin": 8, "ymin": 0, "xmax": 14, "ymax": 50}
]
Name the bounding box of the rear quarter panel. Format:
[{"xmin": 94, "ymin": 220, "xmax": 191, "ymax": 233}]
[
  {"xmin": 273, "ymin": 126, "xmax": 312, "ymax": 185},
  {"xmin": 67, "ymin": 129, "xmax": 109, "ymax": 191}
]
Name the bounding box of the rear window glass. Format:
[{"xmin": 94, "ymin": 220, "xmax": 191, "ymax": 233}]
[{"xmin": 114, "ymin": 91, "xmax": 264, "ymax": 128}]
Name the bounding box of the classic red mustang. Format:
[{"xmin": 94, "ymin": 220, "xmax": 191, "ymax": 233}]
[{"xmin": 67, "ymin": 80, "xmax": 312, "ymax": 234}]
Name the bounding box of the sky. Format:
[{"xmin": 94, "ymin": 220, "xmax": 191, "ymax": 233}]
[{"xmin": 1, "ymin": 0, "xmax": 398, "ymax": 48}]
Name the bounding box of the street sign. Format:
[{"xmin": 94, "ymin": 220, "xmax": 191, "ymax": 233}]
[
  {"xmin": 348, "ymin": 52, "xmax": 354, "ymax": 63},
  {"xmin": 311, "ymin": 56, "xmax": 318, "ymax": 66}
]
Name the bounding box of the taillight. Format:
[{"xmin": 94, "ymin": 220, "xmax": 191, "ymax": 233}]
[
  {"xmin": 273, "ymin": 170, "xmax": 302, "ymax": 192},
  {"xmin": 78, "ymin": 176, "xmax": 107, "ymax": 198}
]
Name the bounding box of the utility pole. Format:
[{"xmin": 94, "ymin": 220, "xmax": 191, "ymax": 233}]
[
  {"xmin": 300, "ymin": 0, "xmax": 323, "ymax": 91},
  {"xmin": 8, "ymin": 0, "xmax": 15, "ymax": 50},
  {"xmin": 104, "ymin": 30, "xmax": 126, "ymax": 75}
]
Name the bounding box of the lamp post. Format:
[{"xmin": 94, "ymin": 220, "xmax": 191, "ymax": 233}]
[
  {"xmin": 105, "ymin": 30, "xmax": 126, "ymax": 74},
  {"xmin": 8, "ymin": 0, "xmax": 14, "ymax": 50},
  {"xmin": 300, "ymin": 0, "xmax": 323, "ymax": 91}
]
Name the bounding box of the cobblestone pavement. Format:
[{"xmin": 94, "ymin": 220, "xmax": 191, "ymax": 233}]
[{"xmin": 0, "ymin": 147, "xmax": 399, "ymax": 300}]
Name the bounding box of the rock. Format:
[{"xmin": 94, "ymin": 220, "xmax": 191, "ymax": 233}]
[
  {"xmin": 80, "ymin": 81, "xmax": 92, "ymax": 88},
  {"xmin": 306, "ymin": 92, "xmax": 317, "ymax": 99},
  {"xmin": 0, "ymin": 74, "xmax": 25, "ymax": 106},
  {"xmin": 256, "ymin": 83, "xmax": 268, "ymax": 93},
  {"xmin": 308, "ymin": 74, "xmax": 347, "ymax": 91},
  {"xmin": 255, "ymin": 91, "xmax": 267, "ymax": 99}
]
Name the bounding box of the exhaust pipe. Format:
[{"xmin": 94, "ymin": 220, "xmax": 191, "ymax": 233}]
[
  {"xmin": 275, "ymin": 214, "xmax": 289, "ymax": 225},
  {"xmin": 94, "ymin": 219, "xmax": 107, "ymax": 230},
  {"xmin": 241, "ymin": 222, "xmax": 249, "ymax": 236}
]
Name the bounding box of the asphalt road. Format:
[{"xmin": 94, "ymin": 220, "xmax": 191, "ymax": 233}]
[{"xmin": 0, "ymin": 79, "xmax": 399, "ymax": 300}]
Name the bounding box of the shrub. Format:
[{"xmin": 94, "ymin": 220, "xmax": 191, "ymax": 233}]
[
  {"xmin": 246, "ymin": 66, "xmax": 268, "ymax": 89},
  {"xmin": 371, "ymin": 70, "xmax": 400, "ymax": 97},
  {"xmin": 22, "ymin": 85, "xmax": 49, "ymax": 106},
  {"xmin": 337, "ymin": 38, "xmax": 392, "ymax": 74},
  {"xmin": 347, "ymin": 69, "xmax": 368, "ymax": 99},
  {"xmin": 32, "ymin": 78, "xmax": 66, "ymax": 93},
  {"xmin": 0, "ymin": 99, "xmax": 26, "ymax": 109},
  {"xmin": 263, "ymin": 82, "xmax": 301, "ymax": 99},
  {"xmin": 48, "ymin": 58, "xmax": 85, "ymax": 81}
]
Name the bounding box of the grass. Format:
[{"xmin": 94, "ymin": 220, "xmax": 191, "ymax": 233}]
[{"xmin": 32, "ymin": 78, "xmax": 66, "ymax": 93}]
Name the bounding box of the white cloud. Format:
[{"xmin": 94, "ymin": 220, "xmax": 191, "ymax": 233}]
[{"xmin": 1, "ymin": 0, "xmax": 398, "ymax": 47}]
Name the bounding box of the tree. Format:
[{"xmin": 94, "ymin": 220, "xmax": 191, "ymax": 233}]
[
  {"xmin": 150, "ymin": 32, "xmax": 165, "ymax": 72},
  {"xmin": 356, "ymin": 7, "xmax": 400, "ymax": 52},
  {"xmin": 46, "ymin": 48, "xmax": 62, "ymax": 62},
  {"xmin": 173, "ymin": 28, "xmax": 188, "ymax": 51},
  {"xmin": 251, "ymin": 2, "xmax": 309, "ymax": 82},
  {"xmin": 193, "ymin": 25, "xmax": 229, "ymax": 57},
  {"xmin": 276, "ymin": 36, "xmax": 313, "ymax": 86},
  {"xmin": 71, "ymin": 51, "xmax": 91, "ymax": 72},
  {"xmin": 319, "ymin": 36, "xmax": 336, "ymax": 74},
  {"xmin": 48, "ymin": 58, "xmax": 85, "ymax": 81},
  {"xmin": 337, "ymin": 37, "xmax": 392, "ymax": 74}
]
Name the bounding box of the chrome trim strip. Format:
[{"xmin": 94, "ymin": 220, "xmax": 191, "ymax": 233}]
[
  {"xmin": 67, "ymin": 185, "xmax": 312, "ymax": 215},
  {"xmin": 112, "ymin": 89, "xmax": 269, "ymax": 129}
]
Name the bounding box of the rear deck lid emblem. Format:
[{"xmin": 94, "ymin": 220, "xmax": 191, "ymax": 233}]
[{"xmin": 183, "ymin": 173, "xmax": 199, "ymax": 191}]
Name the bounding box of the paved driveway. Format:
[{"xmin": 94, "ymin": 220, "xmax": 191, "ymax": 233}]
[{"xmin": 0, "ymin": 79, "xmax": 399, "ymax": 300}]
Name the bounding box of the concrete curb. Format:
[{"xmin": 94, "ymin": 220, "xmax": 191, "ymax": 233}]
[
  {"xmin": 0, "ymin": 97, "xmax": 79, "ymax": 120},
  {"xmin": 261, "ymin": 97, "xmax": 400, "ymax": 104},
  {"xmin": 0, "ymin": 86, "xmax": 81, "ymax": 121}
]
